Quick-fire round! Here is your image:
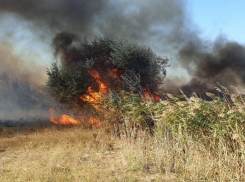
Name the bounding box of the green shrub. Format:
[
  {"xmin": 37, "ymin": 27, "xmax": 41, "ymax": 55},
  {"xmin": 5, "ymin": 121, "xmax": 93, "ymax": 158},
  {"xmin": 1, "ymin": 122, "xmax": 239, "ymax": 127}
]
[{"xmin": 47, "ymin": 34, "xmax": 169, "ymax": 109}]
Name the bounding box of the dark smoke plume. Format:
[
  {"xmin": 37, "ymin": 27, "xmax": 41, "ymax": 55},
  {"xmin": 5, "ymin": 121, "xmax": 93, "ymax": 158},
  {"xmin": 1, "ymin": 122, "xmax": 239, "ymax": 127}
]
[
  {"xmin": 0, "ymin": 0, "xmax": 188, "ymax": 46},
  {"xmin": 0, "ymin": 0, "xmax": 188, "ymax": 86},
  {"xmin": 178, "ymin": 37, "xmax": 245, "ymax": 94},
  {"xmin": 1, "ymin": 0, "xmax": 245, "ymax": 96}
]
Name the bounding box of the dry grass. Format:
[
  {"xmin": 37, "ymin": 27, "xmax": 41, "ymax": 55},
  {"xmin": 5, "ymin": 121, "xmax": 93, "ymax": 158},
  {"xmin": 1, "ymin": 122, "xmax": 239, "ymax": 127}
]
[
  {"xmin": 0, "ymin": 125, "xmax": 170, "ymax": 182},
  {"xmin": 1, "ymin": 123, "xmax": 245, "ymax": 182},
  {"xmin": 1, "ymin": 88, "xmax": 245, "ymax": 181}
]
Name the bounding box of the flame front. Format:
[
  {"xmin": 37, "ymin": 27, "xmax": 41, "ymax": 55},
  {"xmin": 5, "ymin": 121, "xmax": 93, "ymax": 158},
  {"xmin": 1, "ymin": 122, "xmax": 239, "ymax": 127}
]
[
  {"xmin": 49, "ymin": 70, "xmax": 110, "ymax": 126},
  {"xmin": 49, "ymin": 68, "xmax": 160, "ymax": 126},
  {"xmin": 80, "ymin": 70, "xmax": 109, "ymax": 108},
  {"xmin": 49, "ymin": 108, "xmax": 81, "ymax": 125},
  {"xmin": 49, "ymin": 108, "xmax": 102, "ymax": 126}
]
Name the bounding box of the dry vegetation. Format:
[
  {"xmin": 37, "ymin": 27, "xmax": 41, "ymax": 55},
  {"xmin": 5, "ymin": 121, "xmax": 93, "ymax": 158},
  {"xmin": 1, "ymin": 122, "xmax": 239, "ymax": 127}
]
[
  {"xmin": 1, "ymin": 88, "xmax": 245, "ymax": 181},
  {"xmin": 0, "ymin": 126, "xmax": 176, "ymax": 182}
]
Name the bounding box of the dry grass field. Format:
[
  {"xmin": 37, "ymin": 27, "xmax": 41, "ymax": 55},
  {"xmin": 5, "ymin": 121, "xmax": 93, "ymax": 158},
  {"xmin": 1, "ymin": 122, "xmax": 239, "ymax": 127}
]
[
  {"xmin": 1, "ymin": 90, "xmax": 245, "ymax": 181},
  {"xmin": 0, "ymin": 124, "xmax": 244, "ymax": 182},
  {"xmin": 1, "ymin": 125, "xmax": 177, "ymax": 182}
]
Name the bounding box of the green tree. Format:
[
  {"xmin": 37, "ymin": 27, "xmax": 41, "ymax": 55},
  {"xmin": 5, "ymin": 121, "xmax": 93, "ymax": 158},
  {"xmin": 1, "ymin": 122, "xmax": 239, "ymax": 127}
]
[{"xmin": 47, "ymin": 33, "xmax": 169, "ymax": 109}]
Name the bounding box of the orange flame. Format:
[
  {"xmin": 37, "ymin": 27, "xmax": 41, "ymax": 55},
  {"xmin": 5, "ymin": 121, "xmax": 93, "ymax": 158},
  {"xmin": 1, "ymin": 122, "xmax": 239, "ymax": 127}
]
[
  {"xmin": 49, "ymin": 70, "xmax": 110, "ymax": 126},
  {"xmin": 109, "ymin": 69, "xmax": 121, "ymax": 80},
  {"xmin": 49, "ymin": 108, "xmax": 102, "ymax": 126},
  {"xmin": 80, "ymin": 70, "xmax": 109, "ymax": 108},
  {"xmin": 49, "ymin": 108, "xmax": 81, "ymax": 125},
  {"xmin": 88, "ymin": 70, "xmax": 108, "ymax": 94},
  {"xmin": 144, "ymin": 89, "xmax": 160, "ymax": 101},
  {"xmin": 49, "ymin": 68, "xmax": 160, "ymax": 126}
]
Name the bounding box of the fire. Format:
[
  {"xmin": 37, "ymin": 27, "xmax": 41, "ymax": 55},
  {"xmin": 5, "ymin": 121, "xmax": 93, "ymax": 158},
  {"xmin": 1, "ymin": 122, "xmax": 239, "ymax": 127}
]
[
  {"xmin": 80, "ymin": 70, "xmax": 109, "ymax": 108},
  {"xmin": 49, "ymin": 68, "xmax": 160, "ymax": 126},
  {"xmin": 144, "ymin": 89, "xmax": 160, "ymax": 101},
  {"xmin": 88, "ymin": 70, "xmax": 108, "ymax": 94},
  {"xmin": 49, "ymin": 69, "xmax": 111, "ymax": 126},
  {"xmin": 109, "ymin": 68, "xmax": 121, "ymax": 80},
  {"xmin": 49, "ymin": 108, "xmax": 102, "ymax": 126},
  {"xmin": 49, "ymin": 108, "xmax": 81, "ymax": 125}
]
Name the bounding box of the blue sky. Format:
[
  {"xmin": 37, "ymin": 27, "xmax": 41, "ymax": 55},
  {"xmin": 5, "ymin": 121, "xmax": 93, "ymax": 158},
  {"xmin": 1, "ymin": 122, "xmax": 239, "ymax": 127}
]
[{"xmin": 189, "ymin": 0, "xmax": 245, "ymax": 44}]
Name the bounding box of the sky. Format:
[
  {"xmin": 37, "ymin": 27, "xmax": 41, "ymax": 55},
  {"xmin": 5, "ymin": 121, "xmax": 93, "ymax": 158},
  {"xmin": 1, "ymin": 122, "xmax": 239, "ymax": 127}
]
[
  {"xmin": 0, "ymin": 0, "xmax": 245, "ymax": 86},
  {"xmin": 189, "ymin": 0, "xmax": 245, "ymax": 44}
]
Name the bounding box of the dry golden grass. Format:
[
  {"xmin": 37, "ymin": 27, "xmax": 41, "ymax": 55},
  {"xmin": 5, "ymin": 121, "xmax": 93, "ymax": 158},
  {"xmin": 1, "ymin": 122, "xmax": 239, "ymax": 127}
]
[
  {"xmin": 1, "ymin": 122, "xmax": 245, "ymax": 182},
  {"xmin": 1, "ymin": 88, "xmax": 245, "ymax": 181},
  {"xmin": 0, "ymin": 125, "xmax": 169, "ymax": 182}
]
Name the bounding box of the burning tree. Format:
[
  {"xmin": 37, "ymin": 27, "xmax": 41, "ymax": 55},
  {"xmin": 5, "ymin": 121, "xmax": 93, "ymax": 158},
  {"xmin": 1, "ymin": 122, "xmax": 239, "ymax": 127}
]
[{"xmin": 47, "ymin": 32, "xmax": 169, "ymax": 126}]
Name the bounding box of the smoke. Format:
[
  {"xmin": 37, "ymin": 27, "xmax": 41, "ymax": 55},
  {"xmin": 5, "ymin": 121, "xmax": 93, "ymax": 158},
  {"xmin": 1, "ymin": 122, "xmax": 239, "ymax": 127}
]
[
  {"xmin": 0, "ymin": 0, "xmax": 188, "ymax": 82},
  {"xmin": 0, "ymin": 37, "xmax": 50, "ymax": 123},
  {"xmin": 0, "ymin": 0, "xmax": 189, "ymax": 47},
  {"xmin": 0, "ymin": 42, "xmax": 48, "ymax": 86},
  {"xmin": 0, "ymin": 73, "xmax": 50, "ymax": 123},
  {"xmin": 178, "ymin": 36, "xmax": 245, "ymax": 94},
  {"xmin": 0, "ymin": 0, "xmax": 245, "ymax": 97}
]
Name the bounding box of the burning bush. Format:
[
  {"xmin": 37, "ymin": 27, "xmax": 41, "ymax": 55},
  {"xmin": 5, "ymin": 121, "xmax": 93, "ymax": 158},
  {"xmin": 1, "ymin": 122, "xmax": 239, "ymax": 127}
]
[{"xmin": 47, "ymin": 33, "xmax": 169, "ymax": 110}]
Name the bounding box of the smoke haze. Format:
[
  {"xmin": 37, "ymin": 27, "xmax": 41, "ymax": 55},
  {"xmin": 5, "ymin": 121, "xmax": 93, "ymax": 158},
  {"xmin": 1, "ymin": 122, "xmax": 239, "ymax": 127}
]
[
  {"xmin": 179, "ymin": 37, "xmax": 245, "ymax": 93},
  {"xmin": 0, "ymin": 0, "xmax": 245, "ymax": 98},
  {"xmin": 0, "ymin": 0, "xmax": 187, "ymax": 42}
]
